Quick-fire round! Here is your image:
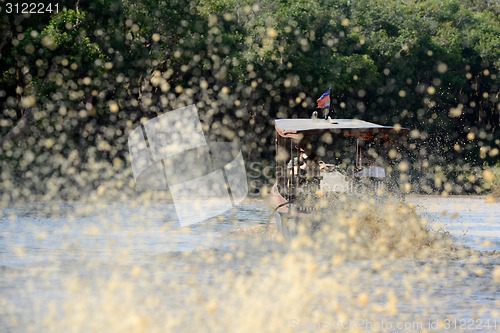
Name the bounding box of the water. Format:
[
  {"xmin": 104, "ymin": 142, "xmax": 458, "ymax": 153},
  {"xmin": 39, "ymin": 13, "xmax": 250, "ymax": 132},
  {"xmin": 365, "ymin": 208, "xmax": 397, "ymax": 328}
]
[
  {"xmin": 0, "ymin": 196, "xmax": 499, "ymax": 332},
  {"xmin": 407, "ymin": 196, "xmax": 500, "ymax": 252}
]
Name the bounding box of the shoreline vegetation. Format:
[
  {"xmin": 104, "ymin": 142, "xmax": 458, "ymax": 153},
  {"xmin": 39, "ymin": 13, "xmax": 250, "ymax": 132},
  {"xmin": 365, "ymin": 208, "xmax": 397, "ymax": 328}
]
[{"xmin": 0, "ymin": 0, "xmax": 499, "ymax": 202}]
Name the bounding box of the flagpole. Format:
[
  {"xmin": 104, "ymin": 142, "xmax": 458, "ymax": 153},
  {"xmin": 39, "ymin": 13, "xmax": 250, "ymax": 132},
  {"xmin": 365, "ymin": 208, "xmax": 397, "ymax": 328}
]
[
  {"xmin": 324, "ymin": 87, "xmax": 331, "ymax": 120},
  {"xmin": 328, "ymin": 86, "xmax": 331, "ymax": 119}
]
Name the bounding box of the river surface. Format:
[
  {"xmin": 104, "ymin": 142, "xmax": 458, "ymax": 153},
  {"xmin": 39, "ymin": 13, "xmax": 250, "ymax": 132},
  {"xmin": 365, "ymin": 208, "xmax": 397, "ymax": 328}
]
[{"xmin": 0, "ymin": 195, "xmax": 499, "ymax": 332}]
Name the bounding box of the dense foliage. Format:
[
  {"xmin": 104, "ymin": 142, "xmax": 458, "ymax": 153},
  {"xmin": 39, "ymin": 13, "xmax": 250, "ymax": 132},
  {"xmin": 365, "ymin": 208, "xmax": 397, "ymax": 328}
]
[{"xmin": 0, "ymin": 0, "xmax": 498, "ymax": 198}]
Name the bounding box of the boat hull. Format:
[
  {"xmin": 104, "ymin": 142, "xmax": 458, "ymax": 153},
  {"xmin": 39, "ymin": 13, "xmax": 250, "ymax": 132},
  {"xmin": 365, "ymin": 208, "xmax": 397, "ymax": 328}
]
[
  {"xmin": 274, "ymin": 211, "xmax": 298, "ymax": 239},
  {"xmin": 274, "ymin": 210, "xmax": 323, "ymax": 240},
  {"xmin": 270, "ymin": 183, "xmax": 320, "ymax": 239}
]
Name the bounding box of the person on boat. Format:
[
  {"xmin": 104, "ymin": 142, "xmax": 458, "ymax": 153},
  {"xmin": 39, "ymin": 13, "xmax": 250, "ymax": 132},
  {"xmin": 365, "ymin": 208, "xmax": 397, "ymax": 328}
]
[
  {"xmin": 288, "ymin": 144, "xmax": 321, "ymax": 187},
  {"xmin": 299, "ymin": 150, "xmax": 320, "ymax": 185},
  {"xmin": 304, "ymin": 151, "xmax": 319, "ymax": 176},
  {"xmin": 287, "ymin": 147, "xmax": 309, "ymax": 176}
]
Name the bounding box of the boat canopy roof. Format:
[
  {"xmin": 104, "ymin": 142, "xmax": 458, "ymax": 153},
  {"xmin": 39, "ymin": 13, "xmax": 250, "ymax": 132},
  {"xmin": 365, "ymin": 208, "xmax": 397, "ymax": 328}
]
[{"xmin": 275, "ymin": 118, "xmax": 409, "ymax": 139}]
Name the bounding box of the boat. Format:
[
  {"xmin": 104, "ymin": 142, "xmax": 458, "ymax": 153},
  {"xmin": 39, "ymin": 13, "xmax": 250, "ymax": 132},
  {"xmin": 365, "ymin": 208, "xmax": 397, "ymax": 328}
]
[{"xmin": 269, "ymin": 117, "xmax": 409, "ymax": 239}]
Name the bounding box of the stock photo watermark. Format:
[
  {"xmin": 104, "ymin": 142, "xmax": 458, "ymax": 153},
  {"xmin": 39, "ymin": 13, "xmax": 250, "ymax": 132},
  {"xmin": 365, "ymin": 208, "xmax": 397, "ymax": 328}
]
[
  {"xmin": 127, "ymin": 104, "xmax": 248, "ymax": 227},
  {"xmin": 289, "ymin": 317, "xmax": 497, "ymax": 331}
]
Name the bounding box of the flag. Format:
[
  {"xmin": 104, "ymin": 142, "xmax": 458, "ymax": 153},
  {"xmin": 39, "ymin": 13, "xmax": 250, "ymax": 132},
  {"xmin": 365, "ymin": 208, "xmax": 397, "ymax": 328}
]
[{"xmin": 317, "ymin": 88, "xmax": 330, "ymax": 109}]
